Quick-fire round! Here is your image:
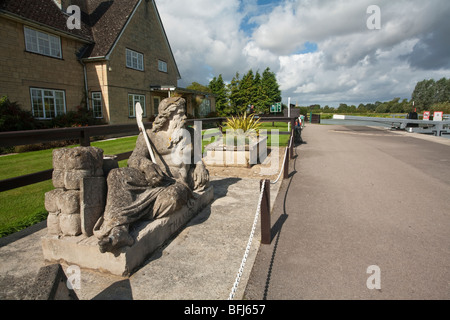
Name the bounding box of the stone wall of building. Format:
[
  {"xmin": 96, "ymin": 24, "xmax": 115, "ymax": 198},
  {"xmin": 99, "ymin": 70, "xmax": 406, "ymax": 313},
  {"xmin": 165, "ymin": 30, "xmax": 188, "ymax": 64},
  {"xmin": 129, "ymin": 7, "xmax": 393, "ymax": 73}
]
[{"xmin": 0, "ymin": 17, "xmax": 86, "ymax": 116}]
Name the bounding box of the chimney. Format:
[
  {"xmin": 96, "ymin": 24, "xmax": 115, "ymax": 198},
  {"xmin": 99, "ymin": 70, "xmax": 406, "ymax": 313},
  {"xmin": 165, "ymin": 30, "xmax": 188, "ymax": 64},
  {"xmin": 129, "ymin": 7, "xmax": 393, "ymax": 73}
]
[
  {"xmin": 69, "ymin": 0, "xmax": 88, "ymax": 13},
  {"xmin": 52, "ymin": 0, "xmax": 62, "ymax": 9},
  {"xmin": 59, "ymin": 0, "xmax": 88, "ymax": 14}
]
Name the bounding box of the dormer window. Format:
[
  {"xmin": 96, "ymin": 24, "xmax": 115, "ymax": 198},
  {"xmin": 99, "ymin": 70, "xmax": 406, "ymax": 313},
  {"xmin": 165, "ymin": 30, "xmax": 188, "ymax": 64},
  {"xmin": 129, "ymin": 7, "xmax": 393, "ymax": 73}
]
[{"xmin": 24, "ymin": 27, "xmax": 62, "ymax": 59}]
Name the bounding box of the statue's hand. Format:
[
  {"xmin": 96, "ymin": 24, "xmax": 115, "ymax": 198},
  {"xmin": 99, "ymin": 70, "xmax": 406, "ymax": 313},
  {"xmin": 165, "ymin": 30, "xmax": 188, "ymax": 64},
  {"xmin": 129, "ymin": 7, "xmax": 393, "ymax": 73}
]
[
  {"xmin": 144, "ymin": 162, "xmax": 165, "ymax": 187},
  {"xmin": 193, "ymin": 161, "xmax": 209, "ymax": 190}
]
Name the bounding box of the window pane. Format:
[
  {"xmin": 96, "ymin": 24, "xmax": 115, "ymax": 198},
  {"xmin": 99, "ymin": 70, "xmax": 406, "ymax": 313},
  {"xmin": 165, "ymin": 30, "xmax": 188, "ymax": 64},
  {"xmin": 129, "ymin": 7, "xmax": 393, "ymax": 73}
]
[
  {"xmin": 129, "ymin": 95, "xmax": 134, "ymax": 117},
  {"xmin": 31, "ymin": 89, "xmax": 43, "ymax": 118},
  {"xmin": 137, "ymin": 55, "xmax": 143, "ymax": 70},
  {"xmin": 50, "ymin": 35, "xmax": 61, "ymax": 58},
  {"xmin": 92, "ymin": 92, "xmax": 102, "ymax": 118},
  {"xmin": 153, "ymin": 97, "xmax": 160, "ymax": 115},
  {"xmin": 126, "ymin": 50, "xmax": 132, "ymax": 68},
  {"xmin": 139, "ymin": 96, "xmax": 146, "ymax": 116},
  {"xmin": 199, "ymin": 99, "xmax": 211, "ymax": 117},
  {"xmin": 44, "ymin": 97, "xmax": 55, "ymax": 119},
  {"xmin": 25, "ymin": 28, "xmax": 38, "ymax": 52},
  {"xmin": 38, "ymin": 33, "xmax": 50, "ymax": 56},
  {"xmin": 55, "ymin": 91, "xmax": 65, "ymax": 116}
]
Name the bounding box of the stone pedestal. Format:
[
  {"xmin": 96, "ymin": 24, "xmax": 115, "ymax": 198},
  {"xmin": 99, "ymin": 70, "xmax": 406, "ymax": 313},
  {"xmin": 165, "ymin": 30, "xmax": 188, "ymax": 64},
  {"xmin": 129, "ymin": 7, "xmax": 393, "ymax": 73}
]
[{"xmin": 42, "ymin": 187, "xmax": 214, "ymax": 276}]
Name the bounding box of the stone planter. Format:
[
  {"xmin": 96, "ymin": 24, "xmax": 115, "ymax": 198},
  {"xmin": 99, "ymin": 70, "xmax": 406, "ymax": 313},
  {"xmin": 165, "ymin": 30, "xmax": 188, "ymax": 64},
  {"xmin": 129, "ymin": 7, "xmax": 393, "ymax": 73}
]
[{"xmin": 203, "ymin": 135, "xmax": 268, "ymax": 168}]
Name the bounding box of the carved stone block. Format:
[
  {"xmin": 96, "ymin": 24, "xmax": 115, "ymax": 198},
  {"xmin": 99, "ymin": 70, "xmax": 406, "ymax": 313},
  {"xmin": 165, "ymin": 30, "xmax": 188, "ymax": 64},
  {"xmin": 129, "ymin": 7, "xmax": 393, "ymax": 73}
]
[{"xmin": 81, "ymin": 177, "xmax": 106, "ymax": 237}]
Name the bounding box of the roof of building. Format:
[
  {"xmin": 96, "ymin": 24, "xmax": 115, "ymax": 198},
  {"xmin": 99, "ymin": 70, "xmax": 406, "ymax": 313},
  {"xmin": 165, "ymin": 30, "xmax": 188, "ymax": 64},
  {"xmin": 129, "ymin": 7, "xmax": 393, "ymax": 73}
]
[
  {"xmin": 78, "ymin": 0, "xmax": 140, "ymax": 58},
  {"xmin": 0, "ymin": 0, "xmax": 93, "ymax": 42},
  {"xmin": 0, "ymin": 0, "xmax": 180, "ymax": 78}
]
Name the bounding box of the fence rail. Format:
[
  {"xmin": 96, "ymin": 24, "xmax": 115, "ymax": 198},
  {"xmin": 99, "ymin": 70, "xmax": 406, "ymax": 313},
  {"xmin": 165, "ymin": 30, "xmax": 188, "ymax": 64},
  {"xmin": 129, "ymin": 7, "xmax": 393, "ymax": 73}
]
[{"xmin": 0, "ymin": 116, "xmax": 297, "ymax": 192}]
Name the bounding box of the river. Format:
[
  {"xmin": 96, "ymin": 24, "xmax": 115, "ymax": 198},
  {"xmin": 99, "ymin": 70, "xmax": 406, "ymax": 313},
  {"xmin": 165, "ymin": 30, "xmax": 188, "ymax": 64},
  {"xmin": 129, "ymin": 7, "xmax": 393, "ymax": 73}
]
[{"xmin": 320, "ymin": 119, "xmax": 450, "ymax": 139}]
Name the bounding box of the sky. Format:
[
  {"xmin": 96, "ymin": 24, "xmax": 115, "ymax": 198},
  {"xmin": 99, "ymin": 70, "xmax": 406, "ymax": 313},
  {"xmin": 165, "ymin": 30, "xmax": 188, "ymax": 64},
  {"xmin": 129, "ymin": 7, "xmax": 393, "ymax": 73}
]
[{"xmin": 155, "ymin": 0, "xmax": 450, "ymax": 108}]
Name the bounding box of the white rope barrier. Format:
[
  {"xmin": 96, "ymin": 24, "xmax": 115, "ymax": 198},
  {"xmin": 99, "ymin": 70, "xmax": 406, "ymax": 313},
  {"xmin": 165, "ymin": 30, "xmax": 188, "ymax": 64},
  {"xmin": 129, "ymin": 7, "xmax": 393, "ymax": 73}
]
[
  {"xmin": 228, "ymin": 129, "xmax": 294, "ymax": 300},
  {"xmin": 228, "ymin": 181, "xmax": 266, "ymax": 300},
  {"xmin": 271, "ymin": 132, "xmax": 294, "ymax": 185}
]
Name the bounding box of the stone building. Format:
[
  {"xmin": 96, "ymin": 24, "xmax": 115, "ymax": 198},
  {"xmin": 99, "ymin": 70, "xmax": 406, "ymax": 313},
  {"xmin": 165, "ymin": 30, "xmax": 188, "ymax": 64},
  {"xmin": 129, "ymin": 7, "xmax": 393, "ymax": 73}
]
[{"xmin": 0, "ymin": 0, "xmax": 215, "ymax": 125}]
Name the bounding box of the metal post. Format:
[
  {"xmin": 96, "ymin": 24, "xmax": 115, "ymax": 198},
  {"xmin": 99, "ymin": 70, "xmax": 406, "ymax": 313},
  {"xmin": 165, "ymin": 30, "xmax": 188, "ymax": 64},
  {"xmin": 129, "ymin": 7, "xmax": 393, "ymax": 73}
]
[
  {"xmin": 283, "ymin": 145, "xmax": 290, "ymax": 180},
  {"xmin": 260, "ymin": 179, "xmax": 271, "ymax": 245},
  {"xmin": 80, "ymin": 129, "xmax": 90, "ymax": 147},
  {"xmin": 287, "ymin": 97, "xmax": 291, "ymax": 132},
  {"xmin": 290, "ymin": 120, "xmax": 295, "ymax": 159}
]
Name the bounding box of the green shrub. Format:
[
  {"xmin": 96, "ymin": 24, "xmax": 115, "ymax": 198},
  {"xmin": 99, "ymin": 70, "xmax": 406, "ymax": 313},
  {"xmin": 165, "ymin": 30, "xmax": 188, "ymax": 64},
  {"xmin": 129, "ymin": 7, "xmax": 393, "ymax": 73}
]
[{"xmin": 0, "ymin": 96, "xmax": 42, "ymax": 132}]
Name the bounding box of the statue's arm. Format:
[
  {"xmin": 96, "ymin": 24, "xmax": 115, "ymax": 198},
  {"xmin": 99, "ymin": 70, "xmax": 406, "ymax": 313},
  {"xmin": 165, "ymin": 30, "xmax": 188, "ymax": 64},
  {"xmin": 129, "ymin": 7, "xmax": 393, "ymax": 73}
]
[
  {"xmin": 192, "ymin": 160, "xmax": 209, "ymax": 191},
  {"xmin": 128, "ymin": 133, "xmax": 165, "ymax": 187},
  {"xmin": 186, "ymin": 127, "xmax": 209, "ymax": 190}
]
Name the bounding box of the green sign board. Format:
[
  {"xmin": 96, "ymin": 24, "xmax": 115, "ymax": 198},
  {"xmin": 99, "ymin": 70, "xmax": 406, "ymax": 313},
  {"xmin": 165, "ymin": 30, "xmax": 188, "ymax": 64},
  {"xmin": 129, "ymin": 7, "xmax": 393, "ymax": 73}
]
[{"xmin": 271, "ymin": 102, "xmax": 282, "ymax": 113}]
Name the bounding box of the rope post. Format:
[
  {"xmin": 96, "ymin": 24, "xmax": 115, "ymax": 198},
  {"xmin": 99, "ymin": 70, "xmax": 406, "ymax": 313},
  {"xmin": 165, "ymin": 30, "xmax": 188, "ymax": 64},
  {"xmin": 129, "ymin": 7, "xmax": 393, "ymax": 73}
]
[
  {"xmin": 283, "ymin": 145, "xmax": 290, "ymax": 180},
  {"xmin": 79, "ymin": 128, "xmax": 91, "ymax": 147},
  {"xmin": 260, "ymin": 179, "xmax": 271, "ymax": 245},
  {"xmin": 290, "ymin": 121, "xmax": 295, "ymax": 159}
]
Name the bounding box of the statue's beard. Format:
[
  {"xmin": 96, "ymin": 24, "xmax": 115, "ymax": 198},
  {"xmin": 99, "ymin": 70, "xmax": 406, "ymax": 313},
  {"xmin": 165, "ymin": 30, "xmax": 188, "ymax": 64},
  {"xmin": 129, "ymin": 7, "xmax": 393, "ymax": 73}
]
[{"xmin": 168, "ymin": 119, "xmax": 186, "ymax": 149}]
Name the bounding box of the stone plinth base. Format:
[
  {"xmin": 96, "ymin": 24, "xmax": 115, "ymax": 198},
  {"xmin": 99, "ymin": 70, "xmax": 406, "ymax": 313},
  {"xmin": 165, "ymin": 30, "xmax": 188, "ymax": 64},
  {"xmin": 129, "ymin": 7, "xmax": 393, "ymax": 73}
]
[{"xmin": 42, "ymin": 187, "xmax": 214, "ymax": 276}]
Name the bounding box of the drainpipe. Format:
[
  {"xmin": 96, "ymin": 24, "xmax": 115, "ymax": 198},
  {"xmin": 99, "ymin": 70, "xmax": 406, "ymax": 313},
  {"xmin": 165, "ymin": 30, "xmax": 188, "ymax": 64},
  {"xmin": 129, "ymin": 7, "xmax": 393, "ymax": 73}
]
[{"xmin": 77, "ymin": 58, "xmax": 90, "ymax": 111}]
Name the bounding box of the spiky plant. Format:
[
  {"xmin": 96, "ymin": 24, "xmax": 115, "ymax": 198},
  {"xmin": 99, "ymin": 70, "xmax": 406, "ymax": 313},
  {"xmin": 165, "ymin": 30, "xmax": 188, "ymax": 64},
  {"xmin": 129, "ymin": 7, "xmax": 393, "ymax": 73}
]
[{"xmin": 225, "ymin": 112, "xmax": 261, "ymax": 137}]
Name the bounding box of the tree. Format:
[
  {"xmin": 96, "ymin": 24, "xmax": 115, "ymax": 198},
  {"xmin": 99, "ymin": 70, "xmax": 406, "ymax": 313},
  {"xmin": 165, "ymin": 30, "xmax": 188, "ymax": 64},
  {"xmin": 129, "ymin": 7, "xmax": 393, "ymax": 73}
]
[
  {"xmin": 227, "ymin": 72, "xmax": 241, "ymax": 115},
  {"xmin": 434, "ymin": 77, "xmax": 450, "ymax": 104},
  {"xmin": 252, "ymin": 70, "xmax": 274, "ymax": 114},
  {"xmin": 186, "ymin": 82, "xmax": 211, "ymax": 93},
  {"xmin": 237, "ymin": 70, "xmax": 257, "ymax": 114},
  {"xmin": 261, "ymin": 67, "xmax": 281, "ymax": 110},
  {"xmin": 412, "ymin": 78, "xmax": 450, "ymax": 111},
  {"xmin": 208, "ymin": 67, "xmax": 283, "ymax": 115},
  {"xmin": 375, "ymin": 102, "xmax": 389, "ymax": 113},
  {"xmin": 357, "ymin": 103, "xmax": 367, "ymax": 113},
  {"xmin": 337, "ymin": 103, "xmax": 349, "ymax": 113},
  {"xmin": 209, "ymin": 75, "xmax": 229, "ymax": 116}
]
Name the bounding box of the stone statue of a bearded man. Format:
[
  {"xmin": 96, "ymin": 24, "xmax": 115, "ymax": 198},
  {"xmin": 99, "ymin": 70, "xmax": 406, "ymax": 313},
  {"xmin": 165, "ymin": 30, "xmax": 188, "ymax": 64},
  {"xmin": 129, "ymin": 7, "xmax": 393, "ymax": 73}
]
[{"xmin": 94, "ymin": 97, "xmax": 209, "ymax": 253}]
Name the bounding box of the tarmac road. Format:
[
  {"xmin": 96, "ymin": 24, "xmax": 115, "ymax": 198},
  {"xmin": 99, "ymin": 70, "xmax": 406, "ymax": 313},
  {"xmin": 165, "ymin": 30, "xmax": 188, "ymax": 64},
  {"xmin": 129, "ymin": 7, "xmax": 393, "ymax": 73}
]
[{"xmin": 244, "ymin": 124, "xmax": 450, "ymax": 300}]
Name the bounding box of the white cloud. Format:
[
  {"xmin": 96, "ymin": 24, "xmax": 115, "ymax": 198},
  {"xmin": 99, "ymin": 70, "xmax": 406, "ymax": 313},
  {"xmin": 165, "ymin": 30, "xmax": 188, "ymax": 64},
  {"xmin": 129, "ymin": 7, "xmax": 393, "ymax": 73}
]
[{"xmin": 155, "ymin": 0, "xmax": 450, "ymax": 107}]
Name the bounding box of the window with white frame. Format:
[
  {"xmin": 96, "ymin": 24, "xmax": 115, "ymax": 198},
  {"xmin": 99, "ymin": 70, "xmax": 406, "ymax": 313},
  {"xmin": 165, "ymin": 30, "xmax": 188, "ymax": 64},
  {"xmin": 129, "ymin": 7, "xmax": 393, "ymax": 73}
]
[
  {"xmin": 24, "ymin": 27, "xmax": 62, "ymax": 59},
  {"xmin": 126, "ymin": 49, "xmax": 144, "ymax": 71},
  {"xmin": 153, "ymin": 96, "xmax": 160, "ymax": 116},
  {"xmin": 30, "ymin": 88, "xmax": 66, "ymax": 119},
  {"xmin": 128, "ymin": 94, "xmax": 146, "ymax": 118},
  {"xmin": 158, "ymin": 60, "xmax": 168, "ymax": 73},
  {"xmin": 91, "ymin": 92, "xmax": 103, "ymax": 119}
]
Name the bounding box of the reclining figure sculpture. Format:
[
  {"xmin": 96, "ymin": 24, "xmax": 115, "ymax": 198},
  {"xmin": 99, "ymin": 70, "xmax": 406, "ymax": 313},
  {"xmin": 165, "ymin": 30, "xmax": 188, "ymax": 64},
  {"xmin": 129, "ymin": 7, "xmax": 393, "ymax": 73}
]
[{"xmin": 93, "ymin": 97, "xmax": 210, "ymax": 253}]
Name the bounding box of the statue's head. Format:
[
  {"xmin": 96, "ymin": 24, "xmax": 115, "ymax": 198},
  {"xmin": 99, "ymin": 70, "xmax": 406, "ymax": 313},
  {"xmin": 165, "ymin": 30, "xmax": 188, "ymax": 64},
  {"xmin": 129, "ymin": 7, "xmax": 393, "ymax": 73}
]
[{"xmin": 152, "ymin": 97, "xmax": 186, "ymax": 133}]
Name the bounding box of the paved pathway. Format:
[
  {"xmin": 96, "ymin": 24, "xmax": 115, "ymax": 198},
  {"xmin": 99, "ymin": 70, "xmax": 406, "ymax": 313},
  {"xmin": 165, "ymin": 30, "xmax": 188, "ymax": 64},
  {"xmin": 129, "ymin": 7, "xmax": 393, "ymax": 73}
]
[
  {"xmin": 0, "ymin": 176, "xmax": 282, "ymax": 300},
  {"xmin": 244, "ymin": 124, "xmax": 450, "ymax": 300}
]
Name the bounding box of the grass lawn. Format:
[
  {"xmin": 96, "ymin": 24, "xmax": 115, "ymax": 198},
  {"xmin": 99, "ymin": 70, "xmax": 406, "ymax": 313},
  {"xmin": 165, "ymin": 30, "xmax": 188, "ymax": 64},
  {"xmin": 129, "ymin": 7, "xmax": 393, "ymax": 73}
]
[{"xmin": 0, "ymin": 136, "xmax": 138, "ymax": 238}]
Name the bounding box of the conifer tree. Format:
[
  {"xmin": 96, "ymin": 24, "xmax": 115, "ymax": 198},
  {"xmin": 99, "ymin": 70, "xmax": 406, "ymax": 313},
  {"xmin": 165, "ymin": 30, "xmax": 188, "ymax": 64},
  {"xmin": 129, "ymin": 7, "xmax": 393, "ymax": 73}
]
[{"xmin": 208, "ymin": 75, "xmax": 229, "ymax": 116}]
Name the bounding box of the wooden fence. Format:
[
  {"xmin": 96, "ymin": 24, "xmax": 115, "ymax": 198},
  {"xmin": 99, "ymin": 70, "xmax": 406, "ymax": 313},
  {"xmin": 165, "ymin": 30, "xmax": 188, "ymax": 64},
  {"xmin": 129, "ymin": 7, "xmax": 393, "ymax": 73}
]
[{"xmin": 0, "ymin": 116, "xmax": 296, "ymax": 192}]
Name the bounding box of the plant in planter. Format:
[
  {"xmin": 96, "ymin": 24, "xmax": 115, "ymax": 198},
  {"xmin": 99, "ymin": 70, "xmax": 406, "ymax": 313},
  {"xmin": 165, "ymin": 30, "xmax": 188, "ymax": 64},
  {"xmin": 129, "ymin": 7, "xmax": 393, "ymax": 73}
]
[{"xmin": 224, "ymin": 112, "xmax": 261, "ymax": 145}]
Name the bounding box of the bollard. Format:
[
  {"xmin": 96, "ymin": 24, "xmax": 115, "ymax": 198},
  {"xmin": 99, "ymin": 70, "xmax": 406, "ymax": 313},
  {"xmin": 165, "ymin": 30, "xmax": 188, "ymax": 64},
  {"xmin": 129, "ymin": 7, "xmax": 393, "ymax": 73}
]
[
  {"xmin": 283, "ymin": 146, "xmax": 290, "ymax": 180},
  {"xmin": 260, "ymin": 179, "xmax": 271, "ymax": 245}
]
